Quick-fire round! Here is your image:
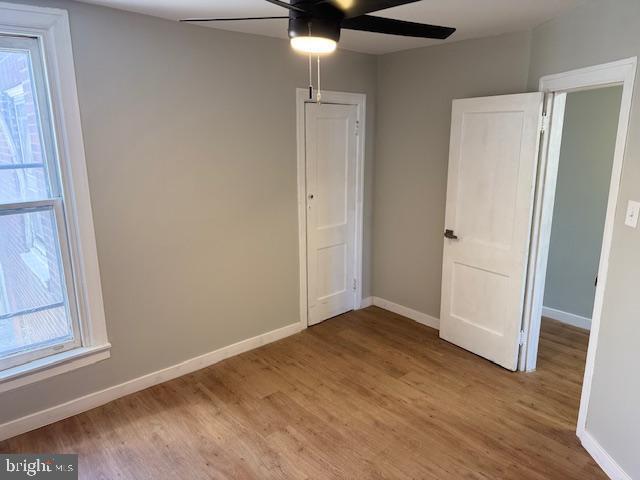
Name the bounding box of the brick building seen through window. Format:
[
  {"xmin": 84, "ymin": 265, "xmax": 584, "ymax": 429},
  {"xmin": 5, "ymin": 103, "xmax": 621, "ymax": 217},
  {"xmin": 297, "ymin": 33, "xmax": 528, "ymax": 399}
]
[{"xmin": 0, "ymin": 46, "xmax": 73, "ymax": 361}]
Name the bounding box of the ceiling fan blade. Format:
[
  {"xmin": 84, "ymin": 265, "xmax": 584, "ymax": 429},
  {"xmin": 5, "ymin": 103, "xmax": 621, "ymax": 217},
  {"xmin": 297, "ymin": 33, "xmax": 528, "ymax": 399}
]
[
  {"xmin": 263, "ymin": 0, "xmax": 308, "ymax": 13},
  {"xmin": 181, "ymin": 16, "xmax": 289, "ymax": 22},
  {"xmin": 329, "ymin": 0, "xmax": 422, "ymax": 18},
  {"xmin": 342, "ymin": 15, "xmax": 455, "ymax": 39}
]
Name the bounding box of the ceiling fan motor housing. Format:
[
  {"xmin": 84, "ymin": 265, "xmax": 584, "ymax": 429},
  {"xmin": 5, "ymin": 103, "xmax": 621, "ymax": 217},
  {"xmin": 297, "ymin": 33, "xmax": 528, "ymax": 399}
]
[{"xmin": 288, "ymin": 0, "xmax": 343, "ymax": 43}]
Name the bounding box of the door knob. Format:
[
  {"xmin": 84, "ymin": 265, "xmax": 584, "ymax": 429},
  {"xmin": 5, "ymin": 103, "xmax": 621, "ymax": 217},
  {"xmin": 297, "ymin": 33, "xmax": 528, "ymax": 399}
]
[
  {"xmin": 444, "ymin": 229, "xmax": 459, "ymax": 240},
  {"xmin": 308, "ymin": 194, "xmax": 314, "ymax": 200}
]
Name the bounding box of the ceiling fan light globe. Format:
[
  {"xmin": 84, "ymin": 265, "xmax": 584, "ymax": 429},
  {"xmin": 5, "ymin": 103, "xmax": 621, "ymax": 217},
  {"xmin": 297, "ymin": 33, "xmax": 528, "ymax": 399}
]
[{"xmin": 290, "ymin": 36, "xmax": 337, "ymax": 54}]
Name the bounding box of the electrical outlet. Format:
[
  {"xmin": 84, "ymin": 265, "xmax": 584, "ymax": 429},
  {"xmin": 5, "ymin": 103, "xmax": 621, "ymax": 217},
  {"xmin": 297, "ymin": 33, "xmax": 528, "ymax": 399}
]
[{"xmin": 624, "ymin": 200, "xmax": 640, "ymax": 228}]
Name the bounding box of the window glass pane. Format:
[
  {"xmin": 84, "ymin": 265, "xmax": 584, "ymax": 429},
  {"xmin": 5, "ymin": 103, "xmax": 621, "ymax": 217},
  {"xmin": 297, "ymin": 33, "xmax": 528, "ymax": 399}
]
[
  {"xmin": 0, "ymin": 167, "xmax": 50, "ymax": 204},
  {"xmin": 0, "ymin": 208, "xmax": 72, "ymax": 359},
  {"xmin": 0, "ymin": 306, "xmax": 69, "ymax": 358},
  {"xmin": 0, "ymin": 48, "xmax": 51, "ymax": 203}
]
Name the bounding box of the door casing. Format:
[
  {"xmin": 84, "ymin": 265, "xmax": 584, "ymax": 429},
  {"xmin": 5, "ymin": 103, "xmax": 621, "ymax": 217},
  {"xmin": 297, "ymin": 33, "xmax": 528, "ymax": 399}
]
[
  {"xmin": 521, "ymin": 58, "xmax": 637, "ymax": 444},
  {"xmin": 296, "ymin": 89, "xmax": 366, "ymax": 329}
]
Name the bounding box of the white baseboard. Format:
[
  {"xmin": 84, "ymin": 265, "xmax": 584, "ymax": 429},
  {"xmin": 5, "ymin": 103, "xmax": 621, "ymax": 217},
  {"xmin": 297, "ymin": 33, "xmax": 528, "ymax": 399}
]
[
  {"xmin": 372, "ymin": 297, "xmax": 440, "ymax": 330},
  {"xmin": 359, "ymin": 296, "xmax": 373, "ymax": 308},
  {"xmin": 0, "ymin": 322, "xmax": 303, "ymax": 442},
  {"xmin": 579, "ymin": 429, "xmax": 631, "ymax": 480},
  {"xmin": 542, "ymin": 306, "xmax": 591, "ymax": 330}
]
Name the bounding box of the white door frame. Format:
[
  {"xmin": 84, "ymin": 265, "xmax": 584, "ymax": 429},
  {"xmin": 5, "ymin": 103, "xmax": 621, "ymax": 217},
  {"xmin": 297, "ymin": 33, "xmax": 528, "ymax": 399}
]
[
  {"xmin": 296, "ymin": 89, "xmax": 367, "ymax": 329},
  {"xmin": 520, "ymin": 58, "xmax": 637, "ymax": 438}
]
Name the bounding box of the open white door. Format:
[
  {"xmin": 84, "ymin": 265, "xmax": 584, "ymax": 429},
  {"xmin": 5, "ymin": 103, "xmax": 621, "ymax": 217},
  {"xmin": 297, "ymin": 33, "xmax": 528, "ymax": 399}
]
[
  {"xmin": 440, "ymin": 93, "xmax": 544, "ymax": 371},
  {"xmin": 306, "ymin": 103, "xmax": 358, "ymax": 326}
]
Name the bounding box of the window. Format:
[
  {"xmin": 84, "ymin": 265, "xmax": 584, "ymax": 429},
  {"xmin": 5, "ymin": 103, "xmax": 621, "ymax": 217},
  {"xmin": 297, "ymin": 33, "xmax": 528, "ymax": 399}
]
[
  {"xmin": 0, "ymin": 4, "xmax": 109, "ymax": 391},
  {"xmin": 0, "ymin": 35, "xmax": 80, "ymax": 369}
]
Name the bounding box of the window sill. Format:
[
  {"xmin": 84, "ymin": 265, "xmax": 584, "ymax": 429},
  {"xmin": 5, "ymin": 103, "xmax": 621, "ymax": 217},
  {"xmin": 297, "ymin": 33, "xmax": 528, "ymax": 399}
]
[{"xmin": 0, "ymin": 344, "xmax": 111, "ymax": 394}]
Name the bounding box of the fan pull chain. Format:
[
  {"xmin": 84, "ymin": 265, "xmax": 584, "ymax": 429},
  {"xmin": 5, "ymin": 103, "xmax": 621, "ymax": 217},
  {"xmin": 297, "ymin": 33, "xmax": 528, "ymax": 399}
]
[
  {"xmin": 316, "ymin": 56, "xmax": 322, "ymax": 104},
  {"xmin": 308, "ymin": 54, "xmax": 314, "ymax": 100},
  {"xmin": 307, "ymin": 22, "xmax": 315, "ymax": 101}
]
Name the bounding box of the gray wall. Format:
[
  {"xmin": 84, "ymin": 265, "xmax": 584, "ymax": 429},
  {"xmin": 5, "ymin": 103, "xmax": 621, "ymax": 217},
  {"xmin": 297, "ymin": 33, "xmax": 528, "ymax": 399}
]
[
  {"xmin": 373, "ymin": 2, "xmax": 640, "ymax": 474},
  {"xmin": 2, "ymin": 1, "xmax": 638, "ymax": 475},
  {"xmin": 529, "ymin": 0, "xmax": 640, "ymax": 476},
  {"xmin": 543, "ymin": 86, "xmax": 623, "ymax": 321},
  {"xmin": 0, "ymin": 0, "xmax": 376, "ymax": 423},
  {"xmin": 373, "ymin": 32, "xmax": 532, "ymax": 318}
]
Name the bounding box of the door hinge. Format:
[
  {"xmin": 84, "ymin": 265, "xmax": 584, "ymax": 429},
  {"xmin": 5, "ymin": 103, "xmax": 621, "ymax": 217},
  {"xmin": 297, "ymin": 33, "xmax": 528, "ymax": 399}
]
[
  {"xmin": 540, "ymin": 112, "xmax": 550, "ymax": 134},
  {"xmin": 355, "ymin": 120, "xmax": 360, "ymax": 136},
  {"xmin": 353, "ymin": 278, "xmax": 357, "ymax": 291},
  {"xmin": 519, "ymin": 330, "xmax": 527, "ymax": 346}
]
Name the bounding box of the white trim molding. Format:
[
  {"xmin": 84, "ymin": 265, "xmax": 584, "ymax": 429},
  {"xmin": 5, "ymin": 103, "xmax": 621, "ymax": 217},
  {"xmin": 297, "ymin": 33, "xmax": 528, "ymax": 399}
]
[
  {"xmin": 542, "ymin": 307, "xmax": 591, "ymax": 330},
  {"xmin": 0, "ymin": 322, "xmax": 303, "ymax": 442},
  {"xmin": 0, "ymin": 344, "xmax": 110, "ymax": 394},
  {"xmin": 0, "ymin": 2, "xmax": 110, "ymax": 390},
  {"xmin": 372, "ymin": 297, "xmax": 440, "ymax": 330},
  {"xmin": 579, "ymin": 430, "xmax": 632, "ymax": 480},
  {"xmin": 359, "ymin": 296, "xmax": 373, "ymax": 308},
  {"xmin": 523, "ymin": 57, "xmax": 637, "ymax": 373},
  {"xmin": 296, "ymin": 89, "xmax": 367, "ymax": 329},
  {"xmin": 524, "ymin": 58, "xmax": 637, "ymax": 443},
  {"xmin": 522, "ymin": 57, "xmax": 637, "ymax": 475}
]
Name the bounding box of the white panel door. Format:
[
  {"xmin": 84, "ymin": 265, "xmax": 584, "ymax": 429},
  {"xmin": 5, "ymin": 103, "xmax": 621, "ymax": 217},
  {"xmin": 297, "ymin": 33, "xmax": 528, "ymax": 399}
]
[
  {"xmin": 306, "ymin": 103, "xmax": 357, "ymax": 326},
  {"xmin": 440, "ymin": 93, "xmax": 544, "ymax": 371}
]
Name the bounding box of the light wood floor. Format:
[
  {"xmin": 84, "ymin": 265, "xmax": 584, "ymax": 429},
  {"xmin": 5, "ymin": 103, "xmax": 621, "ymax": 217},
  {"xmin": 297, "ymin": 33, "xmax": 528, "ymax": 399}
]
[{"xmin": 1, "ymin": 307, "xmax": 605, "ymax": 479}]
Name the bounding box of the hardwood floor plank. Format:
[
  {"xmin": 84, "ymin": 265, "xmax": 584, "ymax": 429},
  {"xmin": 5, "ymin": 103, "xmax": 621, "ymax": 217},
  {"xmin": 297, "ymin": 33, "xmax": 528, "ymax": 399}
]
[{"xmin": 0, "ymin": 308, "xmax": 605, "ymax": 479}]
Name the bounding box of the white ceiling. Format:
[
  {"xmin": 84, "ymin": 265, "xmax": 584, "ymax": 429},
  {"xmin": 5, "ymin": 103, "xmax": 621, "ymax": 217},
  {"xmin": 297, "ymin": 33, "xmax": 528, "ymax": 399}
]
[{"xmin": 77, "ymin": 0, "xmax": 582, "ymax": 55}]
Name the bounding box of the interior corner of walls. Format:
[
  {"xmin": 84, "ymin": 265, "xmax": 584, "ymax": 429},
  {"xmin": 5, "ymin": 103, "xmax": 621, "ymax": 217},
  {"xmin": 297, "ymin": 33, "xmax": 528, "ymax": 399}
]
[
  {"xmin": 523, "ymin": 28, "xmax": 535, "ymax": 91},
  {"xmin": 372, "ymin": 297, "xmax": 440, "ymax": 330},
  {"xmin": 0, "ymin": 321, "xmax": 303, "ymax": 442},
  {"xmin": 360, "ymin": 296, "xmax": 374, "ymax": 308}
]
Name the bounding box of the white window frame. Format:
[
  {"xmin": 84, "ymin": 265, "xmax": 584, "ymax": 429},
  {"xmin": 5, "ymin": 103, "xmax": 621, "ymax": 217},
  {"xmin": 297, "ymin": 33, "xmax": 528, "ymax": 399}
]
[
  {"xmin": 0, "ymin": 1, "xmax": 110, "ymax": 393},
  {"xmin": 0, "ymin": 34, "xmax": 82, "ymax": 372}
]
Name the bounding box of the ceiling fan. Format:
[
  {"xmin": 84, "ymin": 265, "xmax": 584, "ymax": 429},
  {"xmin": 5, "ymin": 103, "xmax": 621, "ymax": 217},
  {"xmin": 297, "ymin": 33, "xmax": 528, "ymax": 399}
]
[{"xmin": 182, "ymin": 0, "xmax": 456, "ymax": 54}]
